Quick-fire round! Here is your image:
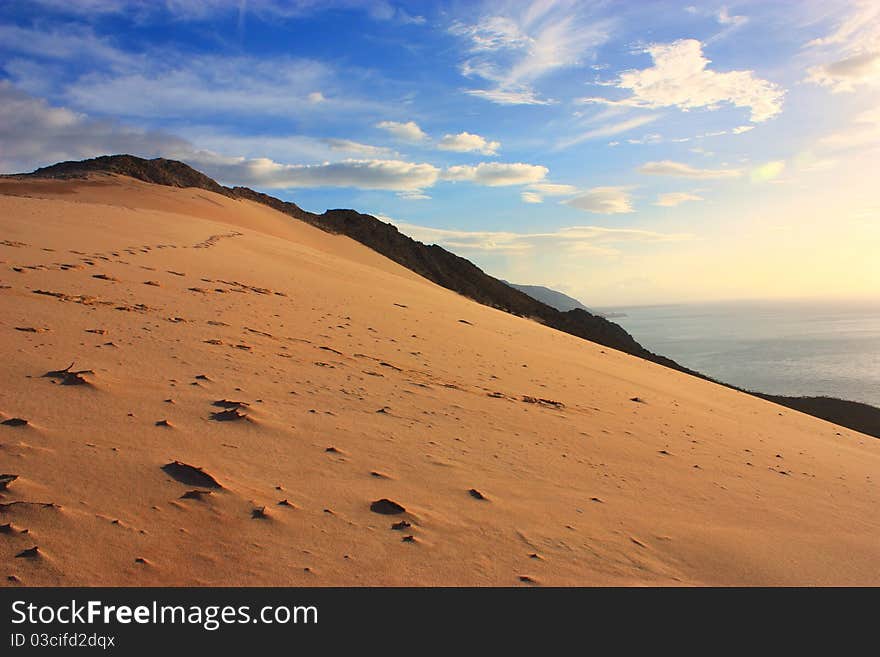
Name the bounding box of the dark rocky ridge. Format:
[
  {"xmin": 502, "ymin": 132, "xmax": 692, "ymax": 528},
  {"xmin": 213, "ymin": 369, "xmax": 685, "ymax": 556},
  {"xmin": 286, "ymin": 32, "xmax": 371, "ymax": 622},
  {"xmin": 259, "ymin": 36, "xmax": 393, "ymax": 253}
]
[{"xmin": 20, "ymin": 155, "xmax": 880, "ymax": 438}]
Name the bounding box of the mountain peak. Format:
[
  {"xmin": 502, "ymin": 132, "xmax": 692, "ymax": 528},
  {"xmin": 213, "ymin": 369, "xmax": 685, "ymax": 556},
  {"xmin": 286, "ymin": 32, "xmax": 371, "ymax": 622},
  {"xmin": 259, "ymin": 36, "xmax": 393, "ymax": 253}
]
[{"xmin": 30, "ymin": 154, "xmax": 230, "ymax": 195}]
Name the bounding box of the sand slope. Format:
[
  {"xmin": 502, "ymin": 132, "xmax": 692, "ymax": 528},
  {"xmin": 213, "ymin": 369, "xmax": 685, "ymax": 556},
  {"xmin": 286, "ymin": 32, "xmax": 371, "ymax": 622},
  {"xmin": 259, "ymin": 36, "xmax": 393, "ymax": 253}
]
[{"xmin": 0, "ymin": 175, "xmax": 878, "ymax": 586}]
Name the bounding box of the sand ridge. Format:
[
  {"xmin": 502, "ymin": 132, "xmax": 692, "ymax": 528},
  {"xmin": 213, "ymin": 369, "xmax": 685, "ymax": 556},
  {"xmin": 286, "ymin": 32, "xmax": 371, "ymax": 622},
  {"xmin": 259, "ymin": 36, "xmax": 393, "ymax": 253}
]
[{"xmin": 0, "ymin": 175, "xmax": 878, "ymax": 586}]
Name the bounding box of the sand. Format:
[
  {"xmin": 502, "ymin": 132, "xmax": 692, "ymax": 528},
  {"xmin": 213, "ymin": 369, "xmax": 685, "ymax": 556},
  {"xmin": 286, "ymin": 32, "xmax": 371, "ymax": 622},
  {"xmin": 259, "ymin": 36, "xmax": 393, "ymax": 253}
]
[{"xmin": 0, "ymin": 174, "xmax": 878, "ymax": 586}]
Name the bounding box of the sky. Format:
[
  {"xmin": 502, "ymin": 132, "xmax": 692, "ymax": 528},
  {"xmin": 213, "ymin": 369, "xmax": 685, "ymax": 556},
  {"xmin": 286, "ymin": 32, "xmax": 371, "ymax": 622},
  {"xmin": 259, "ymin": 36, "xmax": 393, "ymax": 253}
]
[{"xmin": 1, "ymin": 0, "xmax": 878, "ymax": 306}]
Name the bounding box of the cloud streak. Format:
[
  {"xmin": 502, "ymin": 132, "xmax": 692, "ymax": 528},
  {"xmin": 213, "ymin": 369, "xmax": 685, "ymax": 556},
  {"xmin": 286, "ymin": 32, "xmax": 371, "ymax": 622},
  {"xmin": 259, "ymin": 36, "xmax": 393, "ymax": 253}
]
[
  {"xmin": 564, "ymin": 187, "xmax": 634, "ymax": 214},
  {"xmin": 444, "ymin": 162, "xmax": 548, "ymax": 186},
  {"xmin": 654, "ymin": 192, "xmax": 704, "ymax": 207},
  {"xmin": 557, "ymin": 115, "xmax": 658, "ymax": 150},
  {"xmin": 452, "ymin": 0, "xmax": 611, "ymax": 105},
  {"xmin": 638, "ymin": 160, "xmax": 743, "ymax": 179},
  {"xmin": 389, "ymin": 220, "xmax": 693, "ymax": 256},
  {"xmin": 805, "ymin": 1, "xmax": 880, "ymax": 92}
]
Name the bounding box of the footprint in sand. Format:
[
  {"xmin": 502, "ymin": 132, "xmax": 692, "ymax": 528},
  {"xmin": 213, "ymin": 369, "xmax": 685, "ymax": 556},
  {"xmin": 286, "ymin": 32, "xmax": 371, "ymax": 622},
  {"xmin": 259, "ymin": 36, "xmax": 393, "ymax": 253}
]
[
  {"xmin": 15, "ymin": 547, "xmax": 41, "ymax": 559},
  {"xmin": 0, "ymin": 474, "xmax": 19, "ymax": 490},
  {"xmin": 161, "ymin": 461, "xmax": 222, "ymax": 488},
  {"xmin": 180, "ymin": 490, "xmax": 213, "ymax": 501},
  {"xmin": 43, "ymin": 363, "xmax": 93, "ymax": 386},
  {"xmin": 468, "ymin": 488, "xmax": 488, "ymax": 501},
  {"xmin": 370, "ymin": 499, "xmax": 406, "ymax": 515},
  {"xmin": 211, "ymin": 409, "xmax": 248, "ymax": 422}
]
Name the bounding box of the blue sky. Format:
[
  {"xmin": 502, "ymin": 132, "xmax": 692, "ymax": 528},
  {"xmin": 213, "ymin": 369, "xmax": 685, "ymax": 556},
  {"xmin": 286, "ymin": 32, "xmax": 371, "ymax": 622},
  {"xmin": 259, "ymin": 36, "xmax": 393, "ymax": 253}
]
[{"xmin": 1, "ymin": 0, "xmax": 878, "ymax": 305}]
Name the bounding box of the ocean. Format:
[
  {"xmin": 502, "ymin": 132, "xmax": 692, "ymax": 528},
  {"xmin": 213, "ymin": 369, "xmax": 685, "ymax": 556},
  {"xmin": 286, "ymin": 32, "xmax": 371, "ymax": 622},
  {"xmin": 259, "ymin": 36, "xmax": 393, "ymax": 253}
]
[{"xmin": 600, "ymin": 299, "xmax": 880, "ymax": 408}]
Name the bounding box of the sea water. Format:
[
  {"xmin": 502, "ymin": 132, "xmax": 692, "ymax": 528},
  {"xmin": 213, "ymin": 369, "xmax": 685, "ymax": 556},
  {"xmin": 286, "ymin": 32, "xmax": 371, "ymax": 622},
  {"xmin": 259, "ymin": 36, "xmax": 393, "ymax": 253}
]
[{"xmin": 600, "ymin": 299, "xmax": 880, "ymax": 407}]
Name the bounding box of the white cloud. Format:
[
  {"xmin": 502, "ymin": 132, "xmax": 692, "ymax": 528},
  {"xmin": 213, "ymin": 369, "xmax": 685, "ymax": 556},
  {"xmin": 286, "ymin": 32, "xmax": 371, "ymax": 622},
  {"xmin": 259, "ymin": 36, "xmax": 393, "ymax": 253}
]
[
  {"xmin": 450, "ymin": 15, "xmax": 530, "ymax": 52},
  {"xmin": 806, "ymin": 51, "xmax": 880, "ymax": 92},
  {"xmin": 397, "ymin": 191, "xmax": 431, "ymax": 200},
  {"xmin": 732, "ymin": 125, "xmax": 754, "ymax": 134},
  {"xmin": 805, "ymin": 1, "xmax": 880, "ymax": 92},
  {"xmin": 521, "ymin": 182, "xmax": 579, "ymax": 204},
  {"xmin": 557, "ymin": 115, "xmax": 658, "ymax": 149},
  {"xmin": 806, "ymin": 1, "xmax": 880, "ymax": 49},
  {"xmin": 388, "ymin": 220, "xmax": 692, "ymax": 255},
  {"xmin": 452, "ymin": 0, "xmax": 611, "ymax": 105},
  {"xmin": 527, "ymin": 183, "xmax": 579, "ymax": 195},
  {"xmin": 321, "ymin": 138, "xmax": 394, "ymax": 157},
  {"xmin": 203, "ymin": 157, "xmax": 440, "ymax": 191},
  {"xmin": 638, "ymin": 160, "xmax": 743, "ymax": 179},
  {"xmin": 581, "ymin": 39, "xmax": 784, "ymax": 123},
  {"xmin": 437, "ymin": 131, "xmax": 500, "ymax": 155},
  {"xmin": 564, "ymin": 187, "xmax": 634, "ymax": 214},
  {"xmin": 376, "ymin": 120, "xmax": 428, "ymax": 142},
  {"xmin": 0, "ymin": 81, "xmax": 192, "ymax": 172},
  {"xmin": 443, "ymin": 162, "xmax": 548, "ymax": 186},
  {"xmin": 655, "ymin": 192, "xmax": 704, "ymax": 207},
  {"xmin": 464, "ymin": 88, "xmax": 552, "ymax": 105}
]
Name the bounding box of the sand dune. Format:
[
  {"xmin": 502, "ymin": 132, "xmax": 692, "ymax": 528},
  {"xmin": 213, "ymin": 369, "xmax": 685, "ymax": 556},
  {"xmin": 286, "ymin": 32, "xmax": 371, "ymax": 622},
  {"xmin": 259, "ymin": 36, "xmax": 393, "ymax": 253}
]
[{"xmin": 0, "ymin": 174, "xmax": 878, "ymax": 586}]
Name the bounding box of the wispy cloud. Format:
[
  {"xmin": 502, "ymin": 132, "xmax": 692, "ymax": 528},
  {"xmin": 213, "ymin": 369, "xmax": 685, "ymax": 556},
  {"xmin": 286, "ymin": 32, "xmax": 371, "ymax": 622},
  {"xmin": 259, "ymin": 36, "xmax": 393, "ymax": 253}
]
[
  {"xmin": 24, "ymin": 0, "xmax": 427, "ymax": 25},
  {"xmin": 387, "ymin": 220, "xmax": 692, "ymax": 256},
  {"xmin": 806, "ymin": 51, "xmax": 880, "ymax": 92},
  {"xmin": 0, "ymin": 22, "xmax": 135, "ymax": 68},
  {"xmin": 638, "ymin": 160, "xmax": 743, "ymax": 179},
  {"xmin": 463, "ymin": 88, "xmax": 551, "ymax": 105},
  {"xmin": 816, "ymin": 108, "xmax": 880, "ymax": 152},
  {"xmin": 804, "ymin": 1, "xmax": 880, "ymax": 92},
  {"xmin": 0, "ymin": 24, "xmax": 389, "ymax": 124},
  {"xmin": 444, "ymin": 162, "xmax": 548, "ymax": 186},
  {"xmin": 557, "ymin": 115, "xmax": 658, "ymax": 150},
  {"xmin": 580, "ymin": 39, "xmax": 784, "ymax": 123},
  {"xmin": 452, "ymin": 0, "xmax": 611, "ymax": 105},
  {"xmin": 527, "ymin": 182, "xmax": 579, "ymax": 195},
  {"xmin": 654, "ymin": 192, "xmax": 704, "ymax": 207},
  {"xmin": 564, "ymin": 186, "xmax": 635, "ymax": 214},
  {"xmin": 520, "ymin": 182, "xmax": 579, "ymax": 203},
  {"xmin": 321, "ymin": 138, "xmax": 395, "ymax": 157}
]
